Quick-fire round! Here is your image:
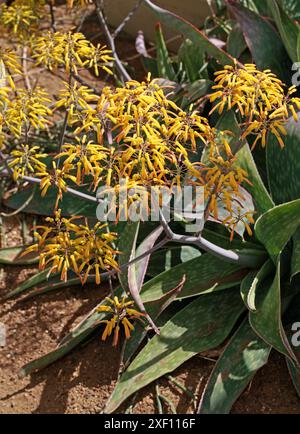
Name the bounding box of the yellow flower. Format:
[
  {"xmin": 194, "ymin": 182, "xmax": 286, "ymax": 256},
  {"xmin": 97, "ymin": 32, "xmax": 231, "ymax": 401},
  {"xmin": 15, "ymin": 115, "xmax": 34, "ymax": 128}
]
[
  {"xmin": 0, "ymin": 48, "xmax": 22, "ymax": 76},
  {"xmin": 97, "ymin": 296, "xmax": 145, "ymax": 346},
  {"xmin": 194, "ymin": 154, "xmax": 251, "ymax": 220},
  {"xmin": 5, "ymin": 87, "xmax": 52, "ymax": 138},
  {"xmin": 221, "ymin": 207, "xmax": 255, "ymax": 241},
  {"xmin": 56, "ymin": 135, "xmax": 109, "ymax": 184},
  {"xmin": 210, "ymin": 61, "xmax": 300, "ymax": 148},
  {"xmin": 23, "ymin": 212, "xmax": 119, "ymax": 283},
  {"xmin": 8, "ymin": 144, "xmax": 47, "ymax": 181},
  {"xmin": 0, "ymin": 1, "xmax": 45, "ymax": 41},
  {"xmin": 54, "ymin": 81, "xmax": 98, "ymax": 125},
  {"xmin": 70, "ymin": 221, "xmax": 119, "ymax": 284},
  {"xmin": 37, "ymin": 161, "xmax": 77, "ymax": 208},
  {"xmin": 32, "ymin": 31, "xmax": 112, "ymax": 76}
]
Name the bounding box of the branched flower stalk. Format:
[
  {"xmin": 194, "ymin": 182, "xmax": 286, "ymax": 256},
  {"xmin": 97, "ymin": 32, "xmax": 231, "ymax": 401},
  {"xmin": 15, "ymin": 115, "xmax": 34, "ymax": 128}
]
[{"xmin": 0, "ymin": 0, "xmax": 299, "ymax": 341}]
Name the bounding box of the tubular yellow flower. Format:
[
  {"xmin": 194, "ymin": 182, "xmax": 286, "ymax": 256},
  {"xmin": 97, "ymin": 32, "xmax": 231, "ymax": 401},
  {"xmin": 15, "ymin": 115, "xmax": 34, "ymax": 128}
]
[
  {"xmin": 0, "ymin": 48, "xmax": 22, "ymax": 76},
  {"xmin": 5, "ymin": 87, "xmax": 52, "ymax": 138},
  {"xmin": 56, "ymin": 135, "xmax": 109, "ymax": 184},
  {"xmin": 37, "ymin": 161, "xmax": 77, "ymax": 208},
  {"xmin": 8, "ymin": 144, "xmax": 47, "ymax": 181},
  {"xmin": 32, "ymin": 31, "xmax": 112, "ymax": 76},
  {"xmin": 0, "ymin": 1, "xmax": 45, "ymax": 41},
  {"xmin": 23, "ymin": 213, "xmax": 119, "ymax": 283},
  {"xmin": 54, "ymin": 80, "xmax": 98, "ymax": 127},
  {"xmin": 97, "ymin": 295, "xmax": 145, "ymax": 346},
  {"xmin": 210, "ymin": 61, "xmax": 300, "ymax": 148}
]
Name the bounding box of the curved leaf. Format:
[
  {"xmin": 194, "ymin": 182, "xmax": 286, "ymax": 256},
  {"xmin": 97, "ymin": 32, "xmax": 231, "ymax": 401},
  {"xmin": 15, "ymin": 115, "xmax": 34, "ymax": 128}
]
[
  {"xmin": 199, "ymin": 318, "xmax": 271, "ymax": 414},
  {"xmin": 249, "ymin": 262, "xmax": 298, "ymax": 363},
  {"xmin": 144, "ymin": 0, "xmax": 236, "ymax": 66},
  {"xmin": 237, "ymin": 143, "xmax": 274, "ymax": 216},
  {"xmin": 240, "ymin": 259, "xmax": 274, "ymax": 311},
  {"xmin": 123, "ymin": 276, "xmax": 186, "ymax": 365},
  {"xmin": 5, "ymin": 268, "xmax": 52, "ymax": 299},
  {"xmin": 134, "ymin": 226, "xmax": 164, "ymax": 290},
  {"xmin": 141, "ymin": 253, "xmax": 245, "ymax": 302},
  {"xmin": 155, "ymin": 23, "xmax": 176, "ymax": 80},
  {"xmin": 118, "ymin": 221, "xmax": 140, "ymax": 292},
  {"xmin": 0, "ymin": 245, "xmax": 38, "ymax": 265},
  {"xmin": 104, "ymin": 288, "xmax": 245, "ymax": 413},
  {"xmin": 20, "ymin": 287, "xmax": 123, "ymax": 376},
  {"xmin": 228, "ymin": 0, "xmax": 292, "ymax": 82},
  {"xmin": 147, "ymin": 245, "xmax": 201, "ymax": 277},
  {"xmin": 267, "ymin": 115, "xmax": 300, "ymax": 205},
  {"xmin": 227, "ymin": 24, "xmax": 247, "ymax": 59},
  {"xmin": 5, "ymin": 185, "xmax": 96, "ymax": 217},
  {"xmin": 270, "ymin": 0, "xmax": 300, "ymax": 63},
  {"xmin": 292, "ymin": 228, "xmax": 300, "ymax": 279},
  {"xmin": 128, "ymin": 224, "xmax": 161, "ymax": 333},
  {"xmin": 255, "ymin": 199, "xmax": 300, "ymax": 263}
]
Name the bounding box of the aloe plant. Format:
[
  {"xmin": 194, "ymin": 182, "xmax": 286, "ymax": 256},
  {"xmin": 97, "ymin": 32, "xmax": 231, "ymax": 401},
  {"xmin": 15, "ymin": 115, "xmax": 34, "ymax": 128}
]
[
  {"xmin": 101, "ymin": 0, "xmax": 300, "ymax": 413},
  {"xmin": 2, "ymin": 0, "xmax": 300, "ymax": 415}
]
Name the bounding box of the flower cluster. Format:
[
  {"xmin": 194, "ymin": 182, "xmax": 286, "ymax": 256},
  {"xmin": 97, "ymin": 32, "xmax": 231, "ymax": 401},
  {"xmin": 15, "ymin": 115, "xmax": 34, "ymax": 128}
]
[
  {"xmin": 70, "ymin": 76, "xmax": 213, "ymax": 192},
  {"xmin": 97, "ymin": 296, "xmax": 145, "ymax": 346},
  {"xmin": 8, "ymin": 144, "xmax": 47, "ymax": 181},
  {"xmin": 54, "ymin": 81, "xmax": 98, "ymax": 125},
  {"xmin": 5, "ymin": 87, "xmax": 52, "ymax": 137},
  {"xmin": 210, "ymin": 61, "xmax": 300, "ymax": 148},
  {"xmin": 32, "ymin": 31, "xmax": 113, "ymax": 75},
  {"xmin": 28, "ymin": 74, "xmax": 252, "ymax": 230},
  {"xmin": 0, "ymin": 48, "xmax": 22, "ymax": 78},
  {"xmin": 0, "ymin": 0, "xmax": 46, "ymax": 42},
  {"xmin": 24, "ymin": 210, "xmax": 119, "ymax": 283}
]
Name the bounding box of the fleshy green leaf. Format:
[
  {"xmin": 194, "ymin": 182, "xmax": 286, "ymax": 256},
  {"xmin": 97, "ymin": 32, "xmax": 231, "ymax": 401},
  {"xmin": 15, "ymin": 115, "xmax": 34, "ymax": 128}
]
[
  {"xmin": 287, "ymin": 355, "xmax": 300, "ymax": 398},
  {"xmin": 0, "ymin": 245, "xmax": 38, "ymax": 265},
  {"xmin": 134, "ymin": 226, "xmax": 164, "ymax": 290},
  {"xmin": 141, "ymin": 253, "xmax": 245, "ymax": 302},
  {"xmin": 240, "ymin": 259, "xmax": 274, "ymax": 311},
  {"xmin": 5, "ymin": 268, "xmax": 52, "ymax": 299},
  {"xmin": 292, "ymin": 228, "xmax": 300, "ymax": 279},
  {"xmin": 228, "ymin": 0, "xmax": 292, "ymax": 82},
  {"xmin": 104, "ymin": 288, "xmax": 245, "ymax": 413},
  {"xmin": 269, "ymin": 0, "xmax": 300, "ymax": 63},
  {"xmin": 178, "ymin": 39, "xmax": 205, "ymax": 82},
  {"xmin": 227, "ymin": 24, "xmax": 247, "ymax": 58},
  {"xmin": 118, "ymin": 222, "xmax": 140, "ymax": 292},
  {"xmin": 267, "ymin": 115, "xmax": 300, "ymax": 204},
  {"xmin": 255, "ymin": 199, "xmax": 300, "ymax": 263},
  {"xmin": 199, "ymin": 318, "xmax": 271, "ymax": 414},
  {"xmin": 128, "ymin": 225, "xmax": 162, "ymax": 333},
  {"xmin": 5, "ymin": 185, "xmax": 96, "ymax": 217},
  {"xmin": 123, "ymin": 276, "xmax": 186, "ymax": 365},
  {"xmin": 147, "ymin": 245, "xmax": 201, "ymax": 277},
  {"xmin": 144, "ymin": 0, "xmax": 236, "ymax": 66},
  {"xmin": 249, "ymin": 262, "xmax": 298, "ymax": 363},
  {"xmin": 237, "ymin": 143, "xmax": 274, "ymax": 216},
  {"xmin": 155, "ymin": 22, "xmax": 176, "ymax": 80}
]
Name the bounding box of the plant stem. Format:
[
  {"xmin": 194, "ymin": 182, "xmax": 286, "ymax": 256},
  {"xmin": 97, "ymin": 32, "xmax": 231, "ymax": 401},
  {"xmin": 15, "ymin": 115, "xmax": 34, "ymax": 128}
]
[{"xmin": 93, "ymin": 0, "xmax": 131, "ymax": 83}]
